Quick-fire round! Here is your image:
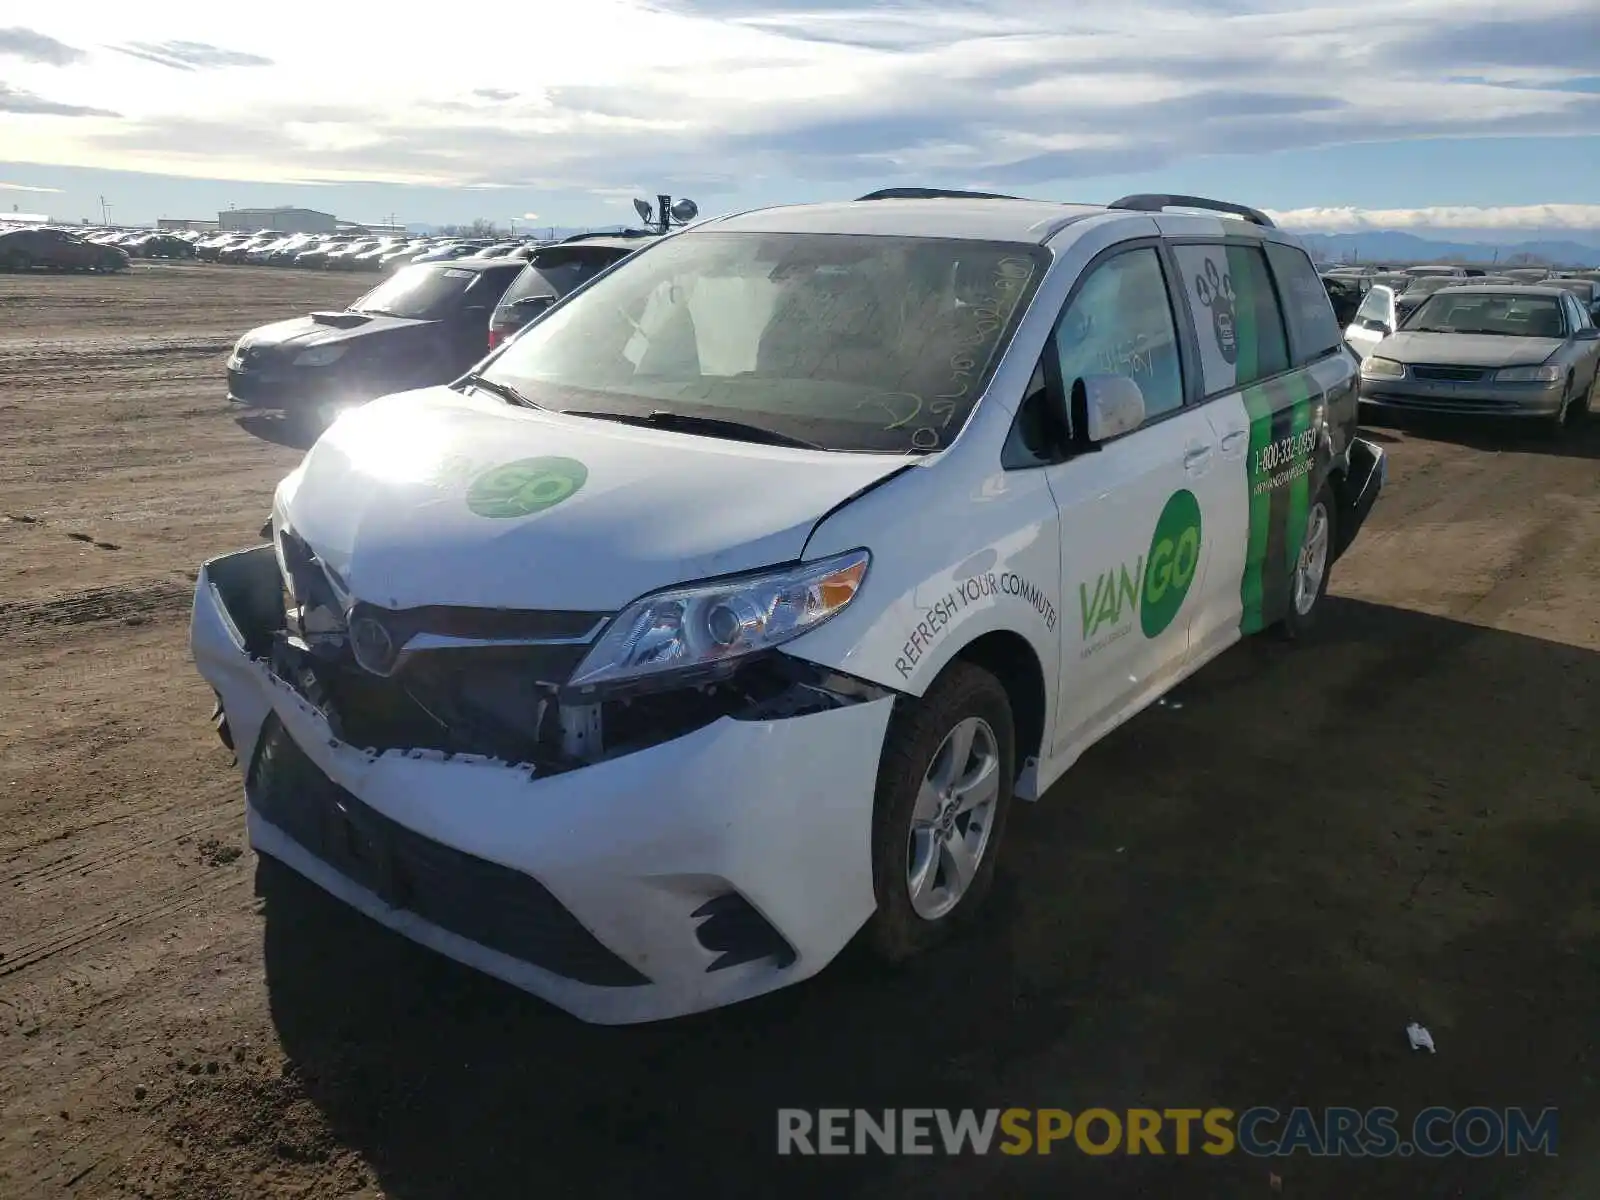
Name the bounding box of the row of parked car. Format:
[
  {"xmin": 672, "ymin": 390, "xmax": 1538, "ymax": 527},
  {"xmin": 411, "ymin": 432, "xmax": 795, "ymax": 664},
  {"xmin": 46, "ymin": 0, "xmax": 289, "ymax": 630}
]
[
  {"xmin": 1318, "ymin": 261, "xmax": 1600, "ymax": 327},
  {"xmin": 196, "ymin": 231, "xmax": 546, "ymax": 273},
  {"xmin": 225, "ymin": 230, "xmax": 660, "ymax": 425}
]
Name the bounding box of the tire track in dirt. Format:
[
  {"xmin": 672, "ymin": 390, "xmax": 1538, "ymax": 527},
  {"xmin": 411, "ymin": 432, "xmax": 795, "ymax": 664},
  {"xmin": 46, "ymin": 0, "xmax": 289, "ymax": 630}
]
[
  {"xmin": 0, "ymin": 807, "xmax": 239, "ymax": 891},
  {"xmin": 0, "ymin": 872, "xmax": 242, "ymax": 982},
  {"xmin": 0, "ymin": 580, "xmax": 195, "ymax": 635}
]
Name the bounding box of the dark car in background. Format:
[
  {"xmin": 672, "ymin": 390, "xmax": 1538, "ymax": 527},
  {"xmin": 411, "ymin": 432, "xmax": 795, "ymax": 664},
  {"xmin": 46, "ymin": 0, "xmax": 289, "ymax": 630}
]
[
  {"xmin": 226, "ymin": 258, "xmax": 525, "ymax": 424},
  {"xmin": 127, "ymin": 233, "xmax": 198, "ymax": 259},
  {"xmin": 348, "ymin": 240, "xmax": 408, "ymax": 270},
  {"xmin": 292, "ymin": 237, "xmax": 357, "ymax": 269},
  {"xmin": 1320, "ymin": 273, "xmax": 1366, "ymax": 326},
  {"xmin": 378, "ymin": 240, "xmax": 435, "ymax": 272},
  {"xmin": 197, "ymin": 233, "xmax": 248, "ymax": 261},
  {"xmin": 219, "ymin": 232, "xmax": 288, "ymax": 263},
  {"xmin": 324, "ymin": 238, "xmax": 383, "ymax": 269},
  {"xmin": 487, "ymin": 234, "xmax": 659, "ymax": 349},
  {"xmin": 0, "ymin": 227, "xmax": 129, "ymax": 273}
]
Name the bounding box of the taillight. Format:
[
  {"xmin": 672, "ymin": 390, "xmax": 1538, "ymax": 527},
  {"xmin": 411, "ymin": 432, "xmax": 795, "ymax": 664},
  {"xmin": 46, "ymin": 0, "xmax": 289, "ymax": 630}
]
[{"xmin": 487, "ymin": 329, "xmax": 502, "ymax": 349}]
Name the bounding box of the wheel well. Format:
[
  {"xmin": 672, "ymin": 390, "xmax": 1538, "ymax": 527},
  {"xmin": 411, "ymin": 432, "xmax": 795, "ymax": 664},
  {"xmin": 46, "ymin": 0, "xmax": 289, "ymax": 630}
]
[{"xmin": 952, "ymin": 631, "xmax": 1047, "ymax": 766}]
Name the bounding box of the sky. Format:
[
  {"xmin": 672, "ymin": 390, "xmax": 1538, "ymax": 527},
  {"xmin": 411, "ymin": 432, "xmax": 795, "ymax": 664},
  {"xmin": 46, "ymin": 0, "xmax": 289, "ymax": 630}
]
[{"xmin": 2, "ymin": 1, "xmax": 1599, "ymax": 241}]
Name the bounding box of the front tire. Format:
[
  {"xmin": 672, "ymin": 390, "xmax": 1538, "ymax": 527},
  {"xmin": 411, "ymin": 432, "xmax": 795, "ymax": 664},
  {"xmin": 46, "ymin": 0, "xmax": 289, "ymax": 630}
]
[
  {"xmin": 1279, "ymin": 483, "xmax": 1337, "ymax": 640},
  {"xmin": 864, "ymin": 661, "xmax": 1015, "ymax": 963}
]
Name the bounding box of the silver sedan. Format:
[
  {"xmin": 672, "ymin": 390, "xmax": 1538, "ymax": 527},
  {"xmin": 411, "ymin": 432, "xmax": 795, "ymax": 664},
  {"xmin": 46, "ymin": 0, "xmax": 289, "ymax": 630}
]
[{"xmin": 1357, "ymin": 286, "xmax": 1600, "ymax": 435}]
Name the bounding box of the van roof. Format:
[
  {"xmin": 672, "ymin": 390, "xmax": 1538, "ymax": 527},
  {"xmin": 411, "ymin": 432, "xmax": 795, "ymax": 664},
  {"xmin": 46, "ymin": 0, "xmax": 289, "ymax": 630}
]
[{"xmin": 705, "ymin": 190, "xmax": 1281, "ymax": 246}]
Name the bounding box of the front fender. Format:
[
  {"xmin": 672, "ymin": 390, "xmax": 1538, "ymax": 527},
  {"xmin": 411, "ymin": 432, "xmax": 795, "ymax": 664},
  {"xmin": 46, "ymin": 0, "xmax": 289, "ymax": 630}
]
[{"xmin": 783, "ymin": 459, "xmax": 1062, "ymax": 711}]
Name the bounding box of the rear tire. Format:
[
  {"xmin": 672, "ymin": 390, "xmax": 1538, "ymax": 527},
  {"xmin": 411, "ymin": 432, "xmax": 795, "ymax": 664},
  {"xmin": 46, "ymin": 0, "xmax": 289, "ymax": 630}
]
[
  {"xmin": 864, "ymin": 661, "xmax": 1015, "ymax": 964},
  {"xmin": 1278, "ymin": 483, "xmax": 1337, "ymax": 640}
]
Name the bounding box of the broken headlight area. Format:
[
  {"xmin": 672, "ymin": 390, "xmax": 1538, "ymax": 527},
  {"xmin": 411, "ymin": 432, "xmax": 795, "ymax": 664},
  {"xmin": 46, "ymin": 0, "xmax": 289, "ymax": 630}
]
[
  {"xmin": 219, "ymin": 532, "xmax": 893, "ymax": 770},
  {"xmin": 269, "ymin": 633, "xmax": 890, "ymax": 772}
]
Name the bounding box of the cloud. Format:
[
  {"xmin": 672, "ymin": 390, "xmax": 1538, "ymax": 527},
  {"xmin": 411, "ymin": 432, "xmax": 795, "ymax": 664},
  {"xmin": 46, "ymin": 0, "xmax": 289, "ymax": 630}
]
[
  {"xmin": 1272, "ymin": 204, "xmax": 1600, "ymax": 234},
  {"xmin": 0, "ymin": 26, "xmax": 84, "ymax": 65},
  {"xmin": 16, "ymin": 0, "xmax": 1600, "ymax": 199},
  {"xmin": 0, "ymin": 180, "xmax": 62, "ymax": 192},
  {"xmin": 1385, "ymin": 9, "xmax": 1600, "ymax": 73},
  {"xmin": 0, "ymin": 83, "xmax": 118, "ymax": 118},
  {"xmin": 110, "ymin": 40, "xmax": 273, "ymax": 71}
]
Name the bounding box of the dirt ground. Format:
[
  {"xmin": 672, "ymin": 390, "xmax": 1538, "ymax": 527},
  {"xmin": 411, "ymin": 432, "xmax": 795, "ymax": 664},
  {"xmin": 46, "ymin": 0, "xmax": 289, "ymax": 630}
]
[{"xmin": 2, "ymin": 262, "xmax": 1597, "ymax": 1200}]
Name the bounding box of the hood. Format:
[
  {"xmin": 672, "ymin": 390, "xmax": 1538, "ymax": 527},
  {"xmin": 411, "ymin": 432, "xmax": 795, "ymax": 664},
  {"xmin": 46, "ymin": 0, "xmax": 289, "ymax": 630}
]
[
  {"xmin": 1380, "ymin": 331, "xmax": 1562, "ymax": 369},
  {"xmin": 238, "ymin": 311, "xmax": 433, "ymax": 353},
  {"xmin": 276, "ymin": 387, "xmax": 909, "ymax": 611}
]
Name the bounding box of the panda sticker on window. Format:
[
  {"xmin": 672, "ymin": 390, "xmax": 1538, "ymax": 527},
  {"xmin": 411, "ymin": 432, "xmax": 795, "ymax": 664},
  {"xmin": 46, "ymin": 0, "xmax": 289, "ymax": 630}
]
[{"xmin": 1194, "ymin": 257, "xmax": 1238, "ymax": 365}]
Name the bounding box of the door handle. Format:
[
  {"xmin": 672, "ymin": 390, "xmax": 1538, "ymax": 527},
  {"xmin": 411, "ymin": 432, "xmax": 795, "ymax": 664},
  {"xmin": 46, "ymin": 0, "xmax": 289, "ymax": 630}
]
[
  {"xmin": 1220, "ymin": 430, "xmax": 1248, "ymax": 455},
  {"xmin": 1183, "ymin": 444, "xmax": 1214, "ymax": 472}
]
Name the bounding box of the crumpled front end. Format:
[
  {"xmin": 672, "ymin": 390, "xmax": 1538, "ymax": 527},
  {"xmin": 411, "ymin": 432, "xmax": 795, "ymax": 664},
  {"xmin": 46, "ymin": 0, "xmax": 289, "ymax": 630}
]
[{"xmin": 190, "ymin": 544, "xmax": 894, "ymax": 1024}]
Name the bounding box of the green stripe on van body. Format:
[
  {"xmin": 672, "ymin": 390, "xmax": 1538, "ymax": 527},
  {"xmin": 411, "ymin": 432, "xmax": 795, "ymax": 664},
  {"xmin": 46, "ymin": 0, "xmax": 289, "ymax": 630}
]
[
  {"xmin": 1258, "ymin": 375, "xmax": 1297, "ymax": 631},
  {"xmin": 1239, "ymin": 379, "xmax": 1277, "ymax": 635},
  {"xmin": 1282, "ymin": 371, "xmax": 1317, "ymax": 585}
]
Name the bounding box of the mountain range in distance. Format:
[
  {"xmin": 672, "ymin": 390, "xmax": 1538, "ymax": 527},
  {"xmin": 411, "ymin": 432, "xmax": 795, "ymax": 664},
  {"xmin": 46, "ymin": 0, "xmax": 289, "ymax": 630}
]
[{"xmin": 1292, "ymin": 229, "xmax": 1600, "ymax": 267}]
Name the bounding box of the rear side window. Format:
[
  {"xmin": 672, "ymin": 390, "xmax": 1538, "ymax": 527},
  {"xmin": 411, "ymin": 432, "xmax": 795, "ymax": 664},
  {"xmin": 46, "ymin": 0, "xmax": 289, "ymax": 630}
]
[
  {"xmin": 1265, "ymin": 242, "xmax": 1343, "ymax": 363},
  {"xmin": 467, "ymin": 266, "xmax": 523, "ymax": 306},
  {"xmin": 1173, "ymin": 243, "xmax": 1290, "ymax": 396}
]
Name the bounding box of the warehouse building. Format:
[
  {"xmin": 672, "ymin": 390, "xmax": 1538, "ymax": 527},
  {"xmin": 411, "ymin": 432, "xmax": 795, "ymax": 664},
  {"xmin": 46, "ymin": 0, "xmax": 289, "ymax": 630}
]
[
  {"xmin": 159, "ymin": 218, "xmax": 220, "ymax": 232},
  {"xmin": 217, "ymin": 206, "xmax": 337, "ymax": 234}
]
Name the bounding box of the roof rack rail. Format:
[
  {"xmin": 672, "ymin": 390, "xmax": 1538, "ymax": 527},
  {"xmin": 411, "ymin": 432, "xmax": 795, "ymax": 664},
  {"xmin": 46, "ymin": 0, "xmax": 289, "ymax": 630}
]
[
  {"xmin": 1107, "ymin": 193, "xmax": 1275, "ymax": 228},
  {"xmin": 856, "ymin": 187, "xmax": 1023, "ymax": 202}
]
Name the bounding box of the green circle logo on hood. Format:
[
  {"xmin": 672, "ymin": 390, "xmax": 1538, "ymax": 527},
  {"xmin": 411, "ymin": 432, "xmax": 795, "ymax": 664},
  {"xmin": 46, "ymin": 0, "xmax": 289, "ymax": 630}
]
[
  {"xmin": 466, "ymin": 456, "xmax": 588, "ymax": 518},
  {"xmin": 1141, "ymin": 489, "xmax": 1202, "ymax": 638}
]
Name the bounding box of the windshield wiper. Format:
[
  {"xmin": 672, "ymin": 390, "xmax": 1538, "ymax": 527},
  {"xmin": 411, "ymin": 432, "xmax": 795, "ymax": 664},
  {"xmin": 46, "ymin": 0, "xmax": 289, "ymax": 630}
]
[
  {"xmin": 460, "ymin": 374, "xmax": 541, "ymax": 409},
  {"xmin": 561, "ymin": 409, "xmax": 823, "ymax": 450}
]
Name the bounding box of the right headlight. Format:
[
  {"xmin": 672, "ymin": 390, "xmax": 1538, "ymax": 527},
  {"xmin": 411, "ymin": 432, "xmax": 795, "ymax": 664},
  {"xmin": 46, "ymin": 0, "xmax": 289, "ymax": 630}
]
[
  {"xmin": 567, "ymin": 549, "xmax": 870, "ymax": 694},
  {"xmin": 1360, "ymin": 356, "xmax": 1406, "ymax": 379},
  {"xmin": 1494, "ymin": 363, "xmax": 1561, "ymax": 383}
]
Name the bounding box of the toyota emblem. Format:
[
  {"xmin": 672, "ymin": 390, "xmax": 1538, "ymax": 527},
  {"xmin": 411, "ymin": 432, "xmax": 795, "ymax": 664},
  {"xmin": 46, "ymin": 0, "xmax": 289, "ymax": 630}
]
[{"xmin": 349, "ymin": 614, "xmax": 399, "ymax": 675}]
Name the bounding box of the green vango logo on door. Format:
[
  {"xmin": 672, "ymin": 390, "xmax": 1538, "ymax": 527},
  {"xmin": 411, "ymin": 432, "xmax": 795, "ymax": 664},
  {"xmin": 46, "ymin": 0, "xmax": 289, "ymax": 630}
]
[
  {"xmin": 1141, "ymin": 489, "xmax": 1202, "ymax": 637},
  {"xmin": 1078, "ymin": 489, "xmax": 1203, "ymax": 650}
]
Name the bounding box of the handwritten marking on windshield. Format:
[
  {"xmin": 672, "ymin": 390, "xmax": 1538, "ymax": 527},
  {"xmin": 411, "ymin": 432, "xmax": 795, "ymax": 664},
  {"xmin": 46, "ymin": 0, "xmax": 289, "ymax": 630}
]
[{"xmin": 895, "ymin": 255, "xmax": 1036, "ymax": 450}]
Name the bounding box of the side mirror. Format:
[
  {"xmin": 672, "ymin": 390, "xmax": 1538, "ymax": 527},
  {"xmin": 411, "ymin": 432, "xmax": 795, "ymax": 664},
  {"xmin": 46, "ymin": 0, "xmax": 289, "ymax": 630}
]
[
  {"xmin": 1363, "ymin": 318, "xmax": 1393, "ymax": 334},
  {"xmin": 1077, "ymin": 374, "xmax": 1146, "ymax": 443}
]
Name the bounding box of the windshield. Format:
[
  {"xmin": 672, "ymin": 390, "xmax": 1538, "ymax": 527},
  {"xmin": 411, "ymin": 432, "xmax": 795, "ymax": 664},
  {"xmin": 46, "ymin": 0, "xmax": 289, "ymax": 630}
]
[
  {"xmin": 1405, "ymin": 292, "xmax": 1567, "ymax": 337},
  {"xmin": 352, "ymin": 264, "xmax": 479, "ymax": 319},
  {"xmin": 482, "ymin": 231, "xmax": 1046, "ymax": 454}
]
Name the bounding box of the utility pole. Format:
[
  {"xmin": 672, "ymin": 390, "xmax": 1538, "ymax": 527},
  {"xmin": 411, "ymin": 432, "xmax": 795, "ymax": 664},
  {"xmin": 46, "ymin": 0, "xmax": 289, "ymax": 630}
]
[{"xmin": 99, "ymin": 195, "xmax": 110, "ymax": 225}]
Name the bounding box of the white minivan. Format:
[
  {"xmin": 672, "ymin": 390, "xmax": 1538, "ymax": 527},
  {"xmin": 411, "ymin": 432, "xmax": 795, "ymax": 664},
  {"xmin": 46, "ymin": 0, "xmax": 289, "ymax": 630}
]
[{"xmin": 192, "ymin": 190, "xmax": 1386, "ymax": 1024}]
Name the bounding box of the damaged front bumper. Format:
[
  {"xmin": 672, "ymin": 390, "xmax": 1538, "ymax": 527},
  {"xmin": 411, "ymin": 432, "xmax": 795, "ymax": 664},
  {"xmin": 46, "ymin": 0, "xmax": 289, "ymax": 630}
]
[
  {"xmin": 191, "ymin": 545, "xmax": 895, "ymax": 1025},
  {"xmin": 1333, "ymin": 436, "xmax": 1385, "ymax": 561}
]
